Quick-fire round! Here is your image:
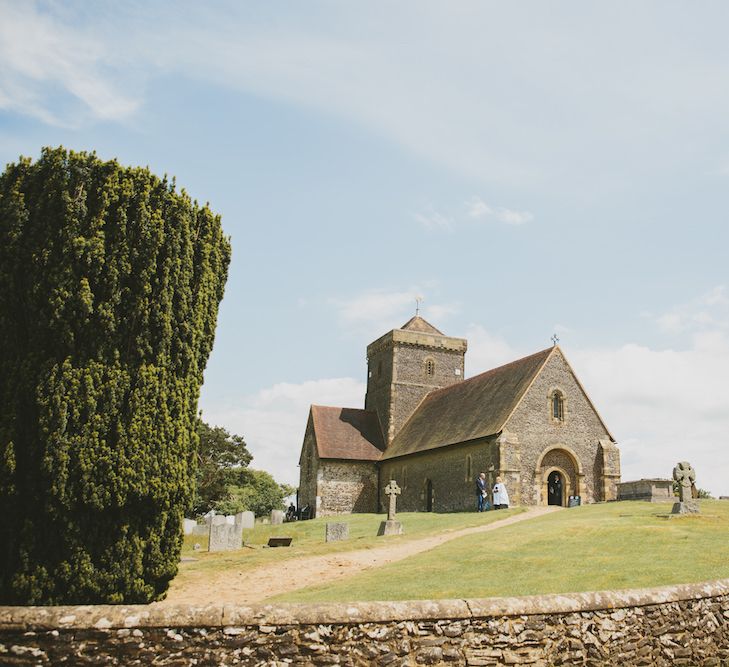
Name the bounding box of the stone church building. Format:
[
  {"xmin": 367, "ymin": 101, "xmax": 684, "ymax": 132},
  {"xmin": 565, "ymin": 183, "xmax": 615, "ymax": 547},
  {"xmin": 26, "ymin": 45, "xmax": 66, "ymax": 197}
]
[{"xmin": 298, "ymin": 316, "xmax": 620, "ymax": 516}]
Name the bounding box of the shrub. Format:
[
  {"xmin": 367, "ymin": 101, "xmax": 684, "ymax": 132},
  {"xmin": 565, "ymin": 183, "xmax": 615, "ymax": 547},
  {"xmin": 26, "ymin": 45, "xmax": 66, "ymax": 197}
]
[{"xmin": 0, "ymin": 147, "xmax": 230, "ymax": 604}]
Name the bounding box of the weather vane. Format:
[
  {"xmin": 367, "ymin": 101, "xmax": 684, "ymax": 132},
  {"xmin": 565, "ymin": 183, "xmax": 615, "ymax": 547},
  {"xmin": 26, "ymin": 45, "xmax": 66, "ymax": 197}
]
[
  {"xmin": 415, "ymin": 295, "xmax": 423, "ymax": 316},
  {"xmin": 551, "ymin": 333, "xmax": 560, "ymax": 346}
]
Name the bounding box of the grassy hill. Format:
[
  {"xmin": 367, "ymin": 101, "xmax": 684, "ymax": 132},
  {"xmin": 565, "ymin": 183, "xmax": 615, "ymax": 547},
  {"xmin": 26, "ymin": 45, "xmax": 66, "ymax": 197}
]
[{"xmin": 274, "ymin": 500, "xmax": 729, "ymax": 603}]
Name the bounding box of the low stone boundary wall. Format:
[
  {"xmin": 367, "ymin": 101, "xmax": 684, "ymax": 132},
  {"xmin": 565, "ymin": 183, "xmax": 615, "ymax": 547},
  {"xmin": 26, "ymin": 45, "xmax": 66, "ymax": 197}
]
[{"xmin": 3, "ymin": 579, "xmax": 729, "ymax": 665}]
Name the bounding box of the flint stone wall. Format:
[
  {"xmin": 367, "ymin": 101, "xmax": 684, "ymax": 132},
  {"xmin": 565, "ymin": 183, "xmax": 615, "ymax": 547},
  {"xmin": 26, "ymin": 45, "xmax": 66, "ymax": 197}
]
[{"xmin": 3, "ymin": 579, "xmax": 729, "ymax": 665}]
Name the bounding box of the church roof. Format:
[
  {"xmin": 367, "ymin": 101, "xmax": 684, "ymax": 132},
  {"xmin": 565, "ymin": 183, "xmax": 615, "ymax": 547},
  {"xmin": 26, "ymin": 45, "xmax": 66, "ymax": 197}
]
[
  {"xmin": 381, "ymin": 347, "xmax": 555, "ymax": 460},
  {"xmin": 400, "ymin": 315, "xmax": 444, "ymax": 335},
  {"xmin": 310, "ymin": 405, "xmax": 385, "ymax": 461}
]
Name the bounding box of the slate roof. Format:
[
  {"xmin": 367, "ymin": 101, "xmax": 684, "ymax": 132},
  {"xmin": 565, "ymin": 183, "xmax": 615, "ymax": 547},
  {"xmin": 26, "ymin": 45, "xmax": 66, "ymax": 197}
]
[
  {"xmin": 310, "ymin": 405, "xmax": 385, "ymax": 461},
  {"xmin": 381, "ymin": 347, "xmax": 555, "ymax": 460},
  {"xmin": 400, "ymin": 316, "xmax": 444, "ymax": 335}
]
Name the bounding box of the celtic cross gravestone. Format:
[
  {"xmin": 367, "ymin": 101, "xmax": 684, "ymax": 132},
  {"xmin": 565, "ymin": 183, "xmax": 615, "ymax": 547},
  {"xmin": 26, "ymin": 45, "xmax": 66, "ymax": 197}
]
[
  {"xmin": 378, "ymin": 479, "xmax": 404, "ymax": 536},
  {"xmin": 671, "ymin": 461, "xmax": 700, "ymax": 514}
]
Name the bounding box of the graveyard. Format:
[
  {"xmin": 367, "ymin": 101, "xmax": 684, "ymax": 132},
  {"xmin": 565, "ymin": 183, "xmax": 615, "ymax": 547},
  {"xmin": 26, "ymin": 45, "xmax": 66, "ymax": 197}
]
[{"xmin": 162, "ymin": 499, "xmax": 729, "ymax": 608}]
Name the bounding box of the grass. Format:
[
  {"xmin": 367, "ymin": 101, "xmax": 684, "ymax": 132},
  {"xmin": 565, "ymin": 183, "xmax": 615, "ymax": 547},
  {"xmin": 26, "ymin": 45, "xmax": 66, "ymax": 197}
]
[
  {"xmin": 274, "ymin": 500, "xmax": 729, "ymax": 603},
  {"xmin": 169, "ymin": 508, "xmax": 525, "ymax": 595}
]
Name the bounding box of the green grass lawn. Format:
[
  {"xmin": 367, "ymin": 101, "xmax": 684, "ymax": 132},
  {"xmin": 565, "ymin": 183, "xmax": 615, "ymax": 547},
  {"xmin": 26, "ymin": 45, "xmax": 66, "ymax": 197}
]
[
  {"xmin": 171, "ymin": 508, "xmax": 524, "ymax": 593},
  {"xmin": 274, "ymin": 500, "xmax": 729, "ymax": 604}
]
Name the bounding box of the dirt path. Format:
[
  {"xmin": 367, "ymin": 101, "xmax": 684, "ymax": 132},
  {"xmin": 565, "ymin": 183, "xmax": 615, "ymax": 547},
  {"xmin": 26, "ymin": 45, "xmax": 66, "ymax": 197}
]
[{"xmin": 159, "ymin": 507, "xmax": 558, "ymax": 606}]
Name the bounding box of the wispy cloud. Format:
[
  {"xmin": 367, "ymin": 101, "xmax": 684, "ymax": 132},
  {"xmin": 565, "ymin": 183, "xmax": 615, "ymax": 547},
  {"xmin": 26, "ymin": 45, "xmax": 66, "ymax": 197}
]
[
  {"xmin": 412, "ymin": 208, "xmax": 454, "ymax": 231},
  {"xmin": 466, "ymin": 196, "xmax": 534, "ymax": 225},
  {"xmin": 334, "ymin": 287, "xmax": 459, "ymax": 338},
  {"xmin": 0, "ymin": 1, "xmax": 140, "ymax": 125},
  {"xmin": 656, "ymin": 285, "xmax": 729, "ymax": 334},
  {"xmin": 414, "ymin": 196, "xmax": 533, "ymax": 233}
]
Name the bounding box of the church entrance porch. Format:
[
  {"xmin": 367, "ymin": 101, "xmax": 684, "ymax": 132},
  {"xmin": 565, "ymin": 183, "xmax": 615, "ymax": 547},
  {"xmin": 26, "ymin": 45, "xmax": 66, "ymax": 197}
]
[
  {"xmin": 536, "ymin": 446, "xmax": 583, "ymax": 507},
  {"xmin": 425, "ymin": 479, "xmax": 433, "ymax": 512},
  {"xmin": 547, "ymin": 471, "xmax": 563, "ymax": 506}
]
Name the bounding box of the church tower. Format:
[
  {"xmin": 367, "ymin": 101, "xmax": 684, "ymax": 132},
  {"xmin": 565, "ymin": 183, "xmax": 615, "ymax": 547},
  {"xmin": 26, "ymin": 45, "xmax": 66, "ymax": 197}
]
[{"xmin": 365, "ymin": 316, "xmax": 467, "ymax": 445}]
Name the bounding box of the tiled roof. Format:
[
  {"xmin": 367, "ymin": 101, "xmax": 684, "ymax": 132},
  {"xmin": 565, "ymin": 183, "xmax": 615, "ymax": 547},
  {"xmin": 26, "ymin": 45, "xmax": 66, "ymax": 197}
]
[
  {"xmin": 400, "ymin": 316, "xmax": 444, "ymax": 335},
  {"xmin": 311, "ymin": 405, "xmax": 385, "ymax": 461},
  {"xmin": 381, "ymin": 347, "xmax": 555, "ymax": 460}
]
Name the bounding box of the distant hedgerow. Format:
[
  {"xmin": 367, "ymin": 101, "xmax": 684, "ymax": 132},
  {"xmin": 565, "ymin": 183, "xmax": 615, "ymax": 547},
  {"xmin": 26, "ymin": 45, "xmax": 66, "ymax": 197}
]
[{"xmin": 0, "ymin": 147, "xmax": 230, "ymax": 604}]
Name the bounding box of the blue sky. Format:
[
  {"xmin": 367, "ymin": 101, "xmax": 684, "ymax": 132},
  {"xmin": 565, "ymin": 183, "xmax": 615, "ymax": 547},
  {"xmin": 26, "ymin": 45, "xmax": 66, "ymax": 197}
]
[{"xmin": 2, "ymin": 1, "xmax": 728, "ymax": 492}]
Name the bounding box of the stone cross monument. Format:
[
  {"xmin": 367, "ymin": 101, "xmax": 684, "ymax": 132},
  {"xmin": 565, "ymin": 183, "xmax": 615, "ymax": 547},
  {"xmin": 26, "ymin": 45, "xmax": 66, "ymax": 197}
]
[
  {"xmin": 378, "ymin": 479, "xmax": 404, "ymax": 536},
  {"xmin": 671, "ymin": 461, "xmax": 699, "ymax": 514},
  {"xmin": 385, "ymin": 479, "xmax": 401, "ymax": 521}
]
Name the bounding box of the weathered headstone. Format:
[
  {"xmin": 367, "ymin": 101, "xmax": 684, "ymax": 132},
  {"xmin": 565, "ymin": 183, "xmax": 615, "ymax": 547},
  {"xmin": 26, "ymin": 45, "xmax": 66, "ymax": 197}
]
[
  {"xmin": 211, "ymin": 514, "xmax": 227, "ymax": 526},
  {"xmin": 209, "ymin": 516, "xmax": 244, "ymax": 552},
  {"xmin": 237, "ymin": 511, "xmax": 255, "ymax": 529},
  {"xmin": 378, "ymin": 480, "xmax": 403, "ymax": 536},
  {"xmin": 671, "ymin": 461, "xmax": 700, "ymax": 514},
  {"xmin": 183, "ymin": 518, "xmax": 197, "ymax": 535},
  {"xmin": 326, "ymin": 522, "xmax": 349, "ymax": 542},
  {"xmin": 270, "ymin": 510, "xmax": 284, "ymax": 525}
]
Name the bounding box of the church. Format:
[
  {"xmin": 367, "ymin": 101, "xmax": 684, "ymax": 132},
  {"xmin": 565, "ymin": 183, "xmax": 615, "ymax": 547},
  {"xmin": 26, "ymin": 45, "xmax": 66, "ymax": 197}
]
[{"xmin": 297, "ymin": 316, "xmax": 620, "ymax": 516}]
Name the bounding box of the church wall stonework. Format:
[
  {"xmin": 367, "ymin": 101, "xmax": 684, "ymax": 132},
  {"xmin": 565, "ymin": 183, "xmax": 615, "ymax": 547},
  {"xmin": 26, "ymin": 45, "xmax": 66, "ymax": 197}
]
[
  {"xmin": 387, "ymin": 344, "xmax": 465, "ymax": 444},
  {"xmin": 297, "ymin": 427, "xmax": 319, "ymax": 516},
  {"xmin": 504, "ymin": 348, "xmax": 613, "ymax": 506},
  {"xmin": 316, "ymin": 460, "xmax": 378, "ymax": 516},
  {"xmin": 379, "ymin": 438, "xmax": 498, "ymax": 513}
]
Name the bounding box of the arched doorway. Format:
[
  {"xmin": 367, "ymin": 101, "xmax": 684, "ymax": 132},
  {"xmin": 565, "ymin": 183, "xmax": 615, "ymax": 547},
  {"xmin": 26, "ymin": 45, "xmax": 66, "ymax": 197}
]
[
  {"xmin": 536, "ymin": 446, "xmax": 582, "ymax": 506},
  {"xmin": 547, "ymin": 471, "xmax": 563, "ymax": 506},
  {"xmin": 425, "ymin": 479, "xmax": 433, "ymax": 512}
]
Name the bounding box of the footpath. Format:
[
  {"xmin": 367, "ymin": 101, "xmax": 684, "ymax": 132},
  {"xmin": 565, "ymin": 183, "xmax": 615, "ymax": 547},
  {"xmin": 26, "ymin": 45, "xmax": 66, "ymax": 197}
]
[{"xmin": 159, "ymin": 506, "xmax": 558, "ymax": 606}]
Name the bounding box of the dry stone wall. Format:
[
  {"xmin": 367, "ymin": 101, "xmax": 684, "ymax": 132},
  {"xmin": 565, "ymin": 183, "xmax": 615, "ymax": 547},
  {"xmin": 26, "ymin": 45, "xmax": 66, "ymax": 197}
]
[{"xmin": 5, "ymin": 580, "xmax": 729, "ymax": 666}]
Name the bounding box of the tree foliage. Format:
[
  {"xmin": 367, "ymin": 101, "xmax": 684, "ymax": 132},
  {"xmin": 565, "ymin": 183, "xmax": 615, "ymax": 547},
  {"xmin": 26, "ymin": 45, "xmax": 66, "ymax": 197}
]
[
  {"xmin": 192, "ymin": 420, "xmax": 252, "ymax": 515},
  {"xmin": 0, "ymin": 147, "xmax": 230, "ymax": 604},
  {"xmin": 214, "ymin": 468, "xmax": 296, "ymax": 517}
]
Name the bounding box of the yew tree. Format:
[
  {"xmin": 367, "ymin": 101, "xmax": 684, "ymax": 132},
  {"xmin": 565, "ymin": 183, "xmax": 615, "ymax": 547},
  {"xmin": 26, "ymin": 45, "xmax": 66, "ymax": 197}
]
[{"xmin": 0, "ymin": 147, "xmax": 230, "ymax": 604}]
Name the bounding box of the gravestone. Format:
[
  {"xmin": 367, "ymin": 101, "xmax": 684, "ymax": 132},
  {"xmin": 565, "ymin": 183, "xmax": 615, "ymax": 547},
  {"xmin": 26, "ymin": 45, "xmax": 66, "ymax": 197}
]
[
  {"xmin": 191, "ymin": 524, "xmax": 209, "ymax": 537},
  {"xmin": 671, "ymin": 461, "xmax": 700, "ymax": 514},
  {"xmin": 326, "ymin": 522, "xmax": 349, "ymax": 542},
  {"xmin": 209, "ymin": 514, "xmax": 244, "ymax": 552},
  {"xmin": 270, "ymin": 510, "xmax": 284, "ymax": 525},
  {"xmin": 183, "ymin": 518, "xmax": 197, "ymax": 535},
  {"xmin": 378, "ymin": 480, "xmax": 403, "ymax": 536},
  {"xmin": 238, "ymin": 511, "xmax": 255, "ymax": 529}
]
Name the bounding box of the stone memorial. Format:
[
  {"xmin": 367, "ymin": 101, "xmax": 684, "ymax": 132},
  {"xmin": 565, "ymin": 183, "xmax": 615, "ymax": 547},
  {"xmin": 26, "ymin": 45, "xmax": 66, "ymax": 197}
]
[
  {"xmin": 183, "ymin": 518, "xmax": 197, "ymax": 535},
  {"xmin": 617, "ymin": 479, "xmax": 674, "ymax": 502},
  {"xmin": 378, "ymin": 480, "xmax": 403, "ymax": 536},
  {"xmin": 238, "ymin": 511, "xmax": 255, "ymax": 529},
  {"xmin": 270, "ymin": 509, "xmax": 284, "ymax": 525},
  {"xmin": 326, "ymin": 522, "xmax": 349, "ymax": 542},
  {"xmin": 671, "ymin": 461, "xmax": 700, "ymax": 514},
  {"xmin": 208, "ymin": 513, "xmax": 244, "ymax": 552}
]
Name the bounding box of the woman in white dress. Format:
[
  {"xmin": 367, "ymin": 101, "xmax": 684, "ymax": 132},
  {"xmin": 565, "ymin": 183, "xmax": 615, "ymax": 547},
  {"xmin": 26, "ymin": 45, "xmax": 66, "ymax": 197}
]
[{"xmin": 492, "ymin": 476, "xmax": 510, "ymax": 510}]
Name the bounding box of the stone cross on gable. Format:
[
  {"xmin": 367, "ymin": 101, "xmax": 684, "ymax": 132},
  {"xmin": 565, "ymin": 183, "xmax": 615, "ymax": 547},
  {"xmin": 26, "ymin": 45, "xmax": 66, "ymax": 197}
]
[
  {"xmin": 673, "ymin": 461, "xmax": 696, "ymax": 502},
  {"xmin": 384, "ymin": 479, "xmax": 401, "ymax": 521}
]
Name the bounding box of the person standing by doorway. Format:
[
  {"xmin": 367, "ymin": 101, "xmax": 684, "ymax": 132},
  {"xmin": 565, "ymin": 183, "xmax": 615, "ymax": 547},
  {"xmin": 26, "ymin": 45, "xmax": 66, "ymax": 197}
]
[
  {"xmin": 476, "ymin": 472, "xmax": 488, "ymax": 511},
  {"xmin": 493, "ymin": 476, "xmax": 510, "ymax": 509}
]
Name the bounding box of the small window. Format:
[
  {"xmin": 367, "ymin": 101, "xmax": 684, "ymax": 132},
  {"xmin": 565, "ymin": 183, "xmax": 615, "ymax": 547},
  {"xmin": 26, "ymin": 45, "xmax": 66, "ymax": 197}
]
[
  {"xmin": 425, "ymin": 359, "xmax": 435, "ymax": 377},
  {"xmin": 552, "ymin": 391, "xmax": 564, "ymax": 421},
  {"xmin": 465, "ymin": 454, "xmax": 472, "ymax": 481}
]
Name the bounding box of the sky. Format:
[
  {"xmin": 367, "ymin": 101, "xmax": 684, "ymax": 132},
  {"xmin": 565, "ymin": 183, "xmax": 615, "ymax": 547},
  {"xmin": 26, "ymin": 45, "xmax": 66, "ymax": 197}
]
[{"xmin": 1, "ymin": 1, "xmax": 728, "ymax": 494}]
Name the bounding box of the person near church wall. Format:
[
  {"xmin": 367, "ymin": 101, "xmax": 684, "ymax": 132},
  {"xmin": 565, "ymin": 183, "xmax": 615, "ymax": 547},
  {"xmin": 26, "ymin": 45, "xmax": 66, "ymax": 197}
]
[
  {"xmin": 476, "ymin": 472, "xmax": 488, "ymax": 512},
  {"xmin": 493, "ymin": 476, "xmax": 510, "ymax": 509}
]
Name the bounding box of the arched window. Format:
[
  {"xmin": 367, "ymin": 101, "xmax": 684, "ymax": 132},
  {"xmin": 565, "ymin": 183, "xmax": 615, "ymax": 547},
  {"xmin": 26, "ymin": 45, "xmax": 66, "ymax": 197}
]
[
  {"xmin": 552, "ymin": 390, "xmax": 564, "ymax": 421},
  {"xmin": 425, "ymin": 358, "xmax": 435, "ymax": 377}
]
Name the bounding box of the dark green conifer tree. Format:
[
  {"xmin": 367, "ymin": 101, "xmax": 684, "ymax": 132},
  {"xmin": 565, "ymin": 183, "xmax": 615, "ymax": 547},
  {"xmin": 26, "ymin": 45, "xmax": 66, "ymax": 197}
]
[{"xmin": 0, "ymin": 147, "xmax": 230, "ymax": 604}]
